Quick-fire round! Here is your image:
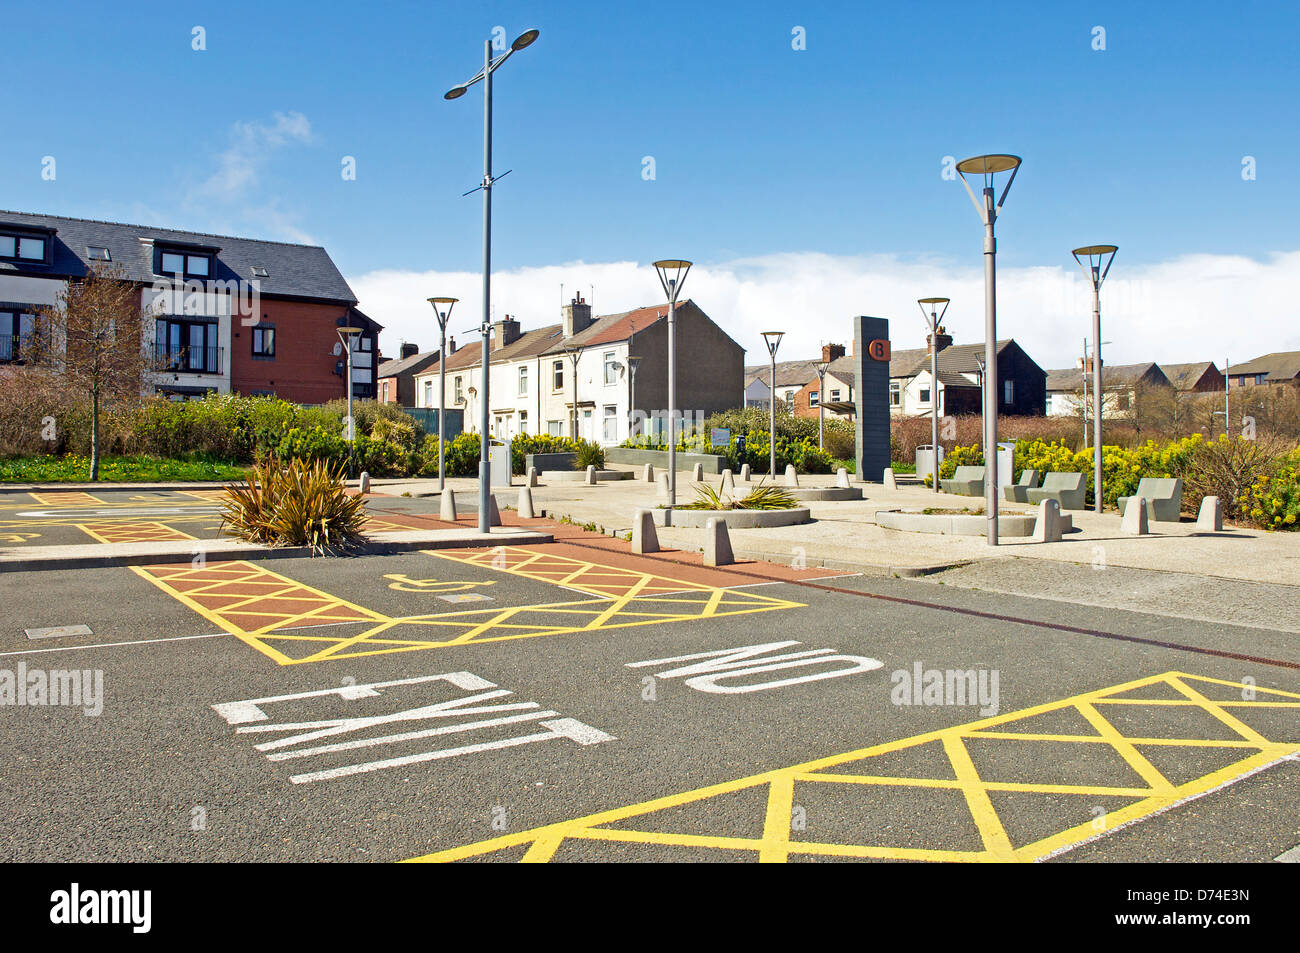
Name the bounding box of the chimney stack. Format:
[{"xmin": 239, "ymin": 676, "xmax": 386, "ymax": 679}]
[
  {"xmin": 492, "ymin": 315, "xmax": 522, "ymax": 351},
  {"xmin": 927, "ymin": 328, "xmax": 954, "ymax": 352},
  {"xmin": 399, "ymin": 342, "xmax": 419, "ymax": 360},
  {"xmin": 562, "ymin": 294, "xmax": 593, "ymax": 338},
  {"xmin": 821, "ymin": 343, "xmax": 846, "ymax": 363},
  {"xmin": 448, "ymin": 336, "xmax": 456, "ymax": 355}
]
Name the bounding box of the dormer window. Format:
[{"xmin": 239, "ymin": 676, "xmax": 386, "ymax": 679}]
[
  {"xmin": 0, "ymin": 233, "xmax": 48, "ymax": 263},
  {"xmin": 87, "ymin": 246, "xmax": 111, "ymax": 261},
  {"xmin": 251, "ymin": 266, "xmax": 268, "ymax": 278},
  {"xmin": 158, "ymin": 249, "xmax": 212, "ymax": 278}
]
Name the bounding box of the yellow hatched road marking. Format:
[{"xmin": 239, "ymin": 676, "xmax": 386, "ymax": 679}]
[
  {"xmin": 77, "ymin": 521, "xmax": 198, "ymax": 544},
  {"xmin": 28, "ymin": 491, "xmax": 106, "ymax": 506},
  {"xmin": 405, "ymin": 671, "xmax": 1300, "ymax": 863},
  {"xmin": 133, "ymin": 545, "xmax": 802, "ymax": 665}
]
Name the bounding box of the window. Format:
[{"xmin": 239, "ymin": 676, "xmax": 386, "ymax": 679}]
[
  {"xmin": 454, "ymin": 376, "xmax": 463, "ymax": 404},
  {"xmin": 547, "ymin": 420, "xmax": 563, "ymax": 436},
  {"xmin": 830, "ymin": 389, "xmax": 841, "ymax": 401},
  {"xmin": 155, "ymin": 319, "xmax": 220, "ymax": 373},
  {"xmin": 1003, "ymin": 379, "xmax": 1014, "ymax": 405},
  {"xmin": 380, "ymin": 381, "xmax": 390, "ymax": 402},
  {"xmin": 604, "ymin": 351, "xmax": 618, "ymax": 385},
  {"xmin": 518, "ymin": 365, "xmax": 528, "ymax": 395},
  {"xmin": 251, "ymin": 326, "xmax": 275, "ymax": 357},
  {"xmin": 87, "ymin": 246, "xmax": 111, "ymax": 261},
  {"xmin": 919, "ymin": 387, "xmax": 931, "ymax": 403},
  {"xmin": 603, "ymin": 404, "xmax": 618, "ymax": 443},
  {"xmin": 251, "ymin": 266, "xmax": 268, "ymax": 278},
  {"xmin": 809, "ymin": 391, "xmax": 820, "ymax": 407},
  {"xmin": 1117, "ymin": 393, "xmax": 1130, "ymax": 411},
  {"xmin": 519, "ymin": 410, "xmax": 529, "ymax": 434},
  {"xmin": 158, "ymin": 250, "xmax": 212, "ymax": 278},
  {"xmin": 889, "ymin": 381, "xmax": 901, "ymax": 406},
  {"xmin": 0, "ymin": 234, "xmax": 46, "ymax": 262},
  {"xmin": 423, "ymin": 380, "xmax": 433, "ymax": 407},
  {"xmin": 553, "ymin": 360, "xmax": 564, "ymax": 390},
  {"xmin": 0, "ymin": 312, "xmax": 36, "ymax": 362}
]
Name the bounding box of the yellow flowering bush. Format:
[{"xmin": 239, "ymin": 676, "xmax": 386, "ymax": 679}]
[{"xmin": 1238, "ymin": 450, "xmax": 1300, "ymax": 530}]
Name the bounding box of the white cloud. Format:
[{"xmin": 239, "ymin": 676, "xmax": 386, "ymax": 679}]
[
  {"xmin": 194, "ymin": 111, "xmax": 315, "ymax": 202},
  {"xmin": 350, "ymin": 250, "xmax": 1300, "ymax": 371}
]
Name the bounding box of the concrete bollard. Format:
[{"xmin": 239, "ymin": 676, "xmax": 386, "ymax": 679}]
[
  {"xmin": 631, "ymin": 508, "xmax": 660, "ymax": 554},
  {"xmin": 1032, "ymin": 498, "xmax": 1063, "ymax": 543},
  {"xmin": 884, "ymin": 467, "xmax": 897, "ymax": 490},
  {"xmin": 836, "ymin": 468, "xmax": 850, "ymax": 489},
  {"xmin": 1196, "ymin": 495, "xmax": 1222, "ymax": 532},
  {"xmin": 440, "ymin": 488, "xmax": 457, "ymax": 521},
  {"xmin": 656, "ymin": 472, "xmax": 671, "ymax": 502},
  {"xmin": 358, "ymin": 471, "xmax": 371, "ymax": 495},
  {"xmin": 692, "ymin": 462, "xmax": 704, "ymax": 481},
  {"xmin": 527, "ymin": 466, "xmax": 539, "ymax": 488},
  {"xmin": 784, "ymin": 464, "xmax": 799, "ymax": 488},
  {"xmin": 1121, "ymin": 497, "xmax": 1149, "ymax": 535},
  {"xmin": 704, "ymin": 517, "xmax": 734, "ymax": 567},
  {"xmin": 642, "ymin": 463, "xmax": 654, "ymax": 482},
  {"xmin": 487, "ymin": 493, "xmax": 502, "ymax": 528},
  {"xmin": 740, "ymin": 463, "xmax": 751, "ymax": 482},
  {"xmin": 585, "ymin": 464, "xmax": 597, "ymax": 486},
  {"xmin": 721, "ymin": 469, "xmax": 736, "ymax": 497},
  {"xmin": 517, "ymin": 485, "xmax": 535, "ymax": 520}
]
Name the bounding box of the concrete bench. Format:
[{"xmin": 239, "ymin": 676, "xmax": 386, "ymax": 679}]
[
  {"xmin": 1119, "ymin": 477, "xmax": 1183, "ymax": 523},
  {"xmin": 941, "ymin": 466, "xmax": 985, "ymax": 497},
  {"xmin": 1002, "ymin": 468, "xmax": 1039, "ymax": 503},
  {"xmin": 1026, "ymin": 471, "xmax": 1086, "ymax": 511}
]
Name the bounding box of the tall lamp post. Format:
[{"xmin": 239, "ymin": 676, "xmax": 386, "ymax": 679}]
[
  {"xmin": 917, "ymin": 297, "xmax": 950, "ymax": 494},
  {"xmin": 761, "ymin": 331, "xmax": 785, "ymax": 480},
  {"xmin": 563, "ymin": 343, "xmax": 582, "ymax": 439},
  {"xmin": 1072, "ymin": 244, "xmax": 1117, "ymax": 514},
  {"xmin": 427, "ymin": 296, "xmax": 458, "ymax": 491},
  {"xmin": 814, "ymin": 360, "xmax": 829, "ymax": 450},
  {"xmin": 445, "ymin": 27, "xmax": 540, "ymax": 534},
  {"xmin": 336, "ymin": 325, "xmax": 362, "ymax": 475},
  {"xmin": 626, "ymin": 355, "xmax": 641, "ymax": 439},
  {"xmin": 653, "ymin": 259, "xmax": 691, "ymax": 517},
  {"xmin": 955, "ymin": 154, "xmax": 1022, "ymax": 545}
]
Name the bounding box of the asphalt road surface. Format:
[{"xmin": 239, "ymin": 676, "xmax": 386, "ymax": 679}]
[{"xmin": 2, "ymin": 532, "xmax": 1298, "ymax": 863}]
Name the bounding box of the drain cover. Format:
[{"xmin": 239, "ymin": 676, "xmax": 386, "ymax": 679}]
[{"xmin": 25, "ymin": 624, "xmax": 93, "ymax": 640}]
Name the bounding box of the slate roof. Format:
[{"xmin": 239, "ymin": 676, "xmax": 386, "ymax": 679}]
[
  {"xmin": 1159, "ymin": 361, "xmax": 1221, "ymax": 390},
  {"xmin": 891, "ymin": 340, "xmax": 1015, "ymax": 379},
  {"xmin": 378, "ymin": 349, "xmax": 440, "ymax": 379},
  {"xmin": 1044, "ymin": 362, "xmax": 1171, "ymax": 391},
  {"xmin": 542, "ymin": 302, "xmax": 674, "ymax": 354},
  {"xmin": 0, "ymin": 210, "xmax": 358, "ymax": 304},
  {"xmin": 1228, "ymin": 351, "xmax": 1300, "ymax": 383},
  {"xmin": 744, "ymin": 360, "xmax": 823, "ymax": 389}
]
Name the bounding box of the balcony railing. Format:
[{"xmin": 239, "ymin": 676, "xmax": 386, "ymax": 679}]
[
  {"xmin": 0, "ymin": 334, "xmax": 11, "ymax": 362},
  {"xmin": 155, "ymin": 345, "xmax": 223, "ymax": 375}
]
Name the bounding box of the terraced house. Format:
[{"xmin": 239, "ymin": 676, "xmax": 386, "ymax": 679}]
[
  {"xmin": 413, "ymin": 295, "xmax": 744, "ymax": 445},
  {"xmin": 0, "ymin": 211, "xmax": 379, "ymax": 403}
]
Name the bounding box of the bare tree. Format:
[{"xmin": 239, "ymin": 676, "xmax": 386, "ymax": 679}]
[{"xmin": 32, "ymin": 264, "xmax": 153, "ymax": 479}]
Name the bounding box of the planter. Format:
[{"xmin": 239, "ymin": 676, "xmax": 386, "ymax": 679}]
[
  {"xmin": 875, "ymin": 508, "xmax": 1037, "ymax": 537},
  {"xmin": 541, "ymin": 469, "xmax": 632, "ymax": 482},
  {"xmin": 605, "ymin": 447, "xmax": 727, "ymax": 474},
  {"xmin": 652, "ymin": 507, "xmax": 812, "ymax": 528},
  {"xmin": 787, "ymin": 487, "xmax": 863, "ymax": 502}
]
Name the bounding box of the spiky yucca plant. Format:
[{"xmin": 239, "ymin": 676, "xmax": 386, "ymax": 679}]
[
  {"xmin": 736, "ymin": 481, "xmax": 798, "ymax": 510},
  {"xmin": 220, "ymin": 457, "xmax": 367, "ymax": 554}
]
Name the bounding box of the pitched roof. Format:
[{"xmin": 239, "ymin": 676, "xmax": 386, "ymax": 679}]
[
  {"xmin": 892, "ymin": 340, "xmax": 1015, "ymax": 379},
  {"xmin": 744, "ymin": 360, "xmax": 823, "ymax": 389},
  {"xmin": 1044, "ymin": 361, "xmax": 1171, "ymax": 391},
  {"xmin": 1228, "ymin": 351, "xmax": 1300, "ymax": 382},
  {"xmin": 540, "ymin": 302, "xmax": 675, "ymax": 354},
  {"xmin": 378, "ymin": 349, "xmax": 440, "ymax": 379},
  {"xmin": 1159, "ymin": 361, "xmax": 1220, "ymax": 390},
  {"xmin": 0, "ymin": 209, "xmax": 357, "ymax": 303}
]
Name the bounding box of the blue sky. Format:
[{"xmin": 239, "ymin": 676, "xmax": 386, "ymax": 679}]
[{"xmin": 5, "ymin": 1, "xmax": 1299, "ymax": 365}]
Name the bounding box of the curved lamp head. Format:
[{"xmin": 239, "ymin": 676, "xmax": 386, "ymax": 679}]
[
  {"xmin": 815, "ymin": 361, "xmax": 829, "ymax": 379},
  {"xmin": 443, "ymin": 85, "xmax": 468, "ymax": 100},
  {"xmin": 511, "ymin": 29, "xmax": 540, "ymax": 50},
  {"xmin": 428, "ymin": 296, "xmax": 459, "ymax": 321},
  {"xmin": 761, "ymin": 330, "xmax": 785, "ymax": 358},
  {"xmin": 1072, "ymin": 244, "xmax": 1118, "ymax": 289},
  {"xmin": 955, "ymin": 154, "xmax": 1022, "ymax": 223},
  {"xmin": 653, "ymin": 259, "xmax": 692, "ymax": 301}
]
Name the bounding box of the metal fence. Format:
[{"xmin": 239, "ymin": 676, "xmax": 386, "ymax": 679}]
[{"xmin": 402, "ymin": 407, "xmax": 464, "ymax": 439}]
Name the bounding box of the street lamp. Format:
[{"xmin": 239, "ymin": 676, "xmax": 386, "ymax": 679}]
[
  {"xmin": 336, "ymin": 325, "xmax": 362, "ymax": 474},
  {"xmin": 427, "ymin": 296, "xmax": 458, "ymax": 492},
  {"xmin": 955, "ymin": 154, "xmax": 1022, "ymax": 545},
  {"xmin": 761, "ymin": 330, "xmax": 785, "ymax": 480},
  {"xmin": 814, "ymin": 361, "xmax": 829, "ymax": 450},
  {"xmin": 653, "ymin": 259, "xmax": 691, "ymax": 517},
  {"xmin": 1072, "ymin": 245, "xmax": 1117, "ymax": 514},
  {"xmin": 444, "ymin": 27, "xmax": 540, "ymax": 534},
  {"xmin": 917, "ymin": 297, "xmax": 950, "ymax": 494},
  {"xmin": 563, "ymin": 342, "xmax": 582, "ymax": 440},
  {"xmin": 626, "ymin": 355, "xmax": 642, "ymax": 440}
]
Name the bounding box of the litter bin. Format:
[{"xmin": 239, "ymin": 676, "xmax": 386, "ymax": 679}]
[
  {"xmin": 996, "ymin": 441, "xmax": 1016, "ymax": 490},
  {"xmin": 488, "ymin": 442, "xmax": 512, "ymax": 487},
  {"xmin": 916, "ymin": 444, "xmax": 945, "ymax": 485}
]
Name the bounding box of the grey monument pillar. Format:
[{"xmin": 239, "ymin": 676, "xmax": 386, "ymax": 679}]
[{"xmin": 853, "ymin": 316, "xmax": 891, "ymax": 482}]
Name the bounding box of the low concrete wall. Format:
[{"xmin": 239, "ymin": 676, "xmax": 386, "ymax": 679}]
[
  {"xmin": 875, "ymin": 509, "xmax": 1037, "ymax": 537},
  {"xmin": 526, "ymin": 452, "xmax": 577, "ymax": 472},
  {"xmin": 605, "ymin": 447, "xmax": 727, "ymax": 475},
  {"xmin": 652, "ymin": 507, "xmax": 812, "ymax": 528},
  {"xmin": 788, "ymin": 487, "xmax": 864, "ymax": 502},
  {"xmin": 541, "ymin": 469, "xmax": 632, "ymax": 482}
]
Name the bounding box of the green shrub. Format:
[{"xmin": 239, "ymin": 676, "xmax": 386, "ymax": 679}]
[
  {"xmin": 219, "ymin": 457, "xmax": 367, "ymax": 554},
  {"xmin": 1238, "ymin": 447, "xmax": 1300, "ymax": 530},
  {"xmin": 573, "ymin": 440, "xmax": 605, "ymax": 470}
]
